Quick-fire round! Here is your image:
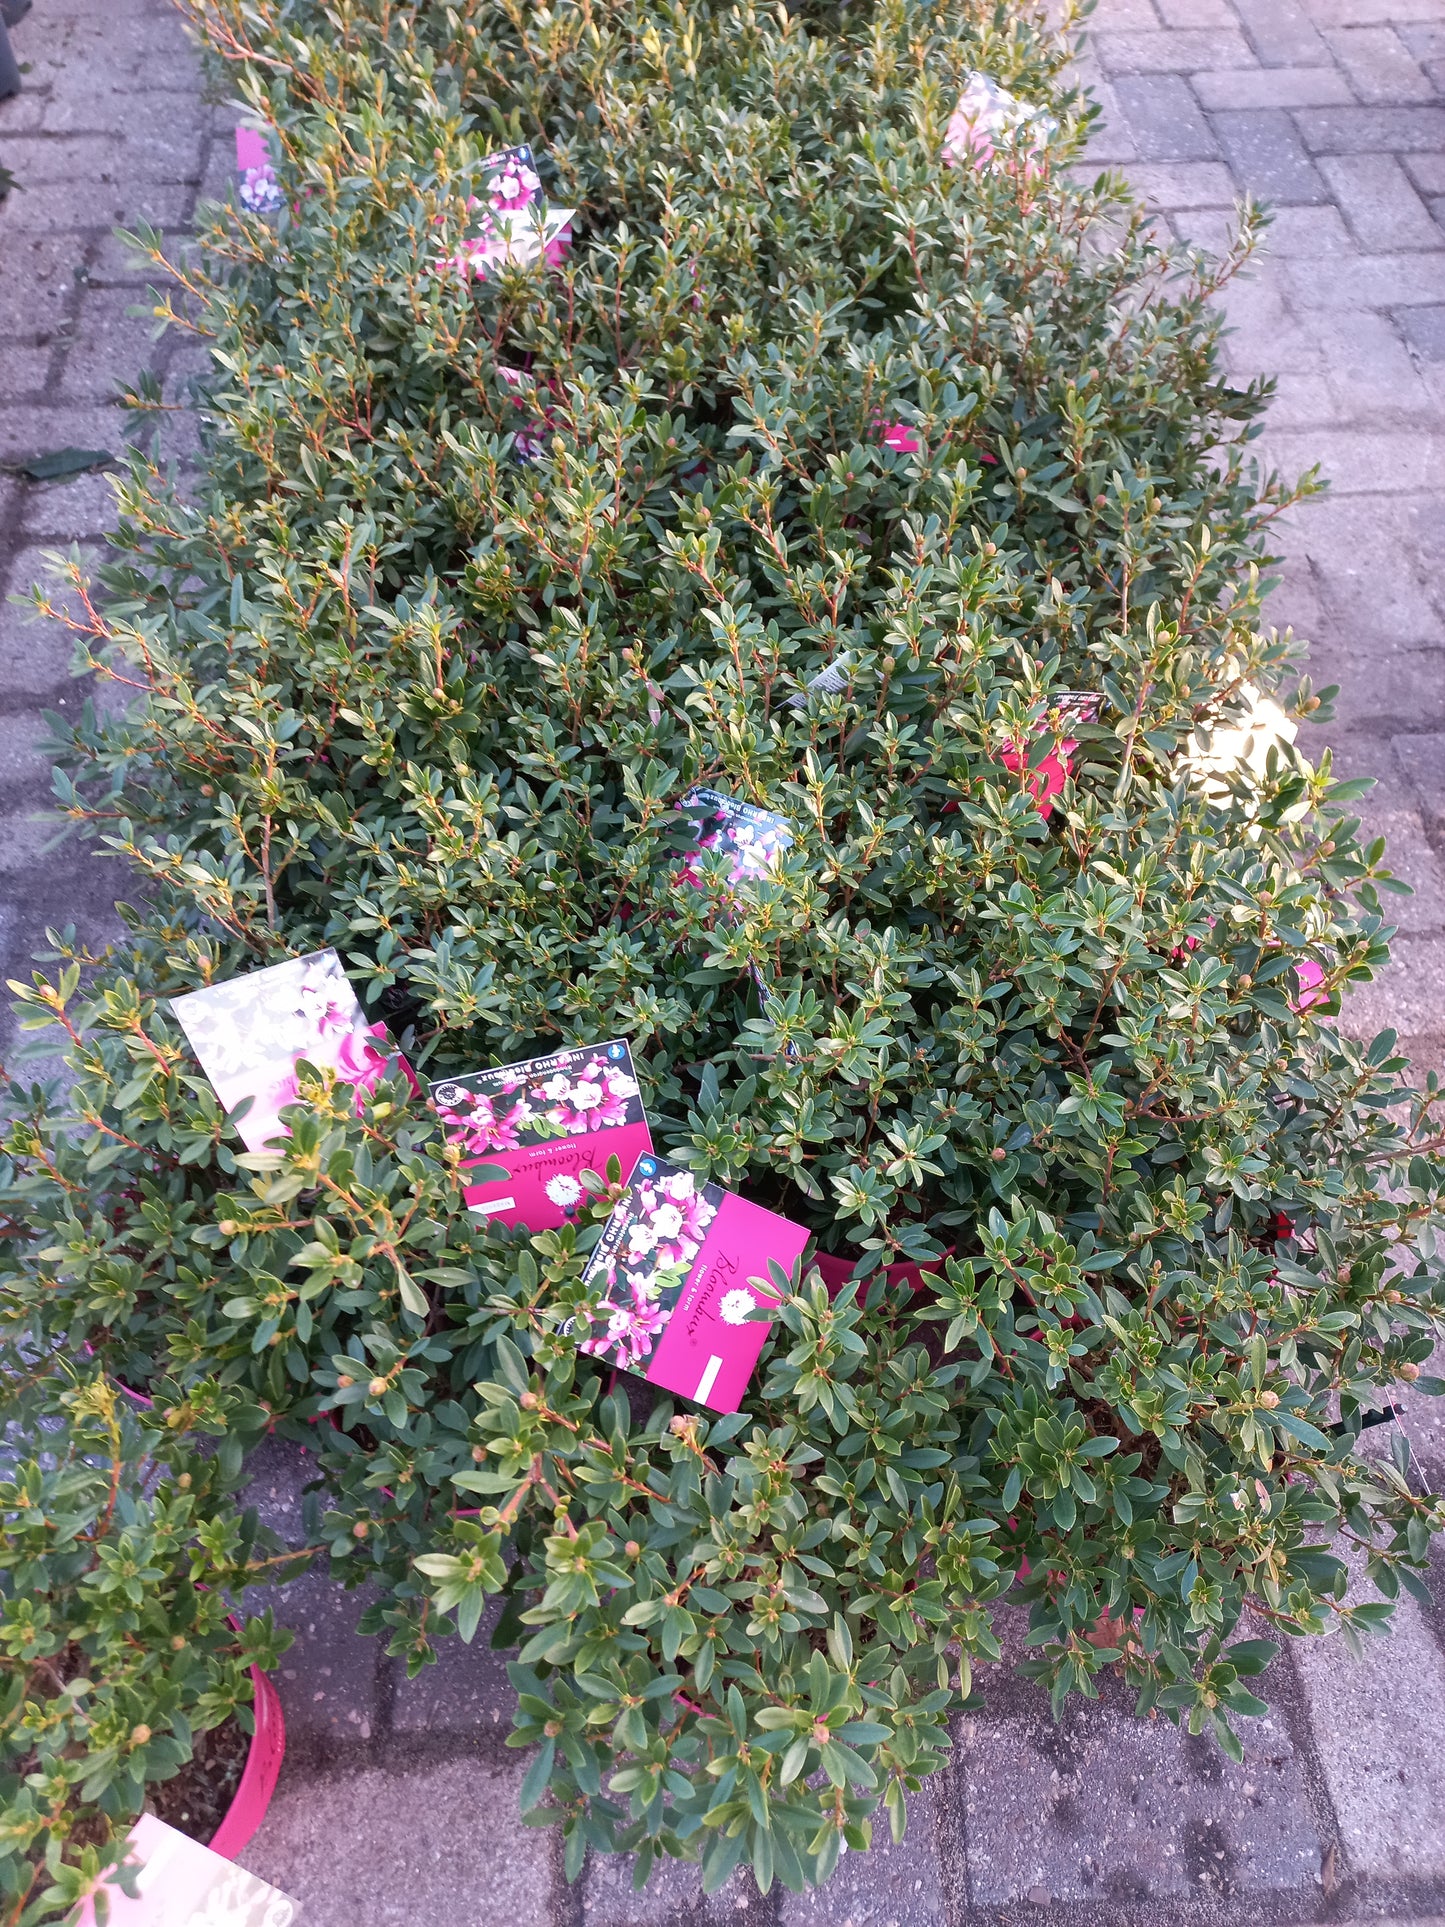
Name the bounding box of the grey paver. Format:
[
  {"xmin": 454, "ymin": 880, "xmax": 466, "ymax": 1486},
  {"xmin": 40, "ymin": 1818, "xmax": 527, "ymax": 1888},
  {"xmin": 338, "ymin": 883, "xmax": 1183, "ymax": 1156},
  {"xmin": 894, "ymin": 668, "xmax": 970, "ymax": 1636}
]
[
  {"xmin": 1295, "ymin": 104, "xmax": 1445, "ymax": 152},
  {"xmin": 1127, "ymin": 159, "xmax": 1242, "ymax": 205},
  {"xmin": 1093, "ymin": 27, "xmax": 1259, "ymax": 72},
  {"xmin": 583, "ymin": 1852, "xmax": 771, "ymax": 1926},
  {"xmin": 1320, "ymin": 152, "xmax": 1444, "ymax": 249},
  {"xmin": 1112, "ymin": 74, "xmax": 1223, "ymax": 157},
  {"xmin": 1399, "ymin": 304, "xmax": 1445, "ymax": 358},
  {"xmin": 1281, "ymin": 248, "xmax": 1445, "ymax": 306},
  {"xmin": 1231, "ymin": 0, "xmax": 1333, "ymax": 66},
  {"xmin": 1193, "ymin": 63, "xmax": 1357, "ymax": 105},
  {"xmin": 239, "ymin": 1755, "xmax": 558, "ymax": 1927},
  {"xmin": 389, "ymin": 1610, "xmax": 518, "ymax": 1735},
  {"xmin": 959, "ymin": 1704, "xmax": 1324, "ymax": 1907},
  {"xmin": 261, "ymin": 1565, "xmax": 386, "ymax": 1755},
  {"xmin": 1325, "ymin": 21, "xmax": 1439, "ymax": 95},
  {"xmin": 20, "ymin": 471, "xmax": 123, "ymax": 541},
  {"xmin": 1156, "ymin": 0, "xmax": 1239, "ymax": 23},
  {"xmin": 783, "ymin": 1784, "xmax": 948, "ymax": 1927},
  {"xmin": 1294, "ymin": 1591, "xmax": 1445, "ymax": 1881},
  {"xmin": 1212, "ymin": 108, "xmax": 1334, "ymax": 202},
  {"xmin": 1090, "ymin": 0, "xmax": 1167, "ymax": 27}
]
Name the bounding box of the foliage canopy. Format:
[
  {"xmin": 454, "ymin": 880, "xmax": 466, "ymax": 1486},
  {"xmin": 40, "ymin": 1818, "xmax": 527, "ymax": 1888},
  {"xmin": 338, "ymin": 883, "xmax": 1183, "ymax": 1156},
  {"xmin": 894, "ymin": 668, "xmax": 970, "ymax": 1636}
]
[{"xmin": 3, "ymin": 0, "xmax": 1444, "ymax": 1904}]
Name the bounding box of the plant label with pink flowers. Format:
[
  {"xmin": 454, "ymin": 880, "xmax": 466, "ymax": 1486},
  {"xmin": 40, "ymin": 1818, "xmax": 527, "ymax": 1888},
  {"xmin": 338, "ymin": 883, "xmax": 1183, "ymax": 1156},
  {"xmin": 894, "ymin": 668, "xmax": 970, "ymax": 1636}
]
[
  {"xmin": 677, "ymin": 787, "xmax": 792, "ymax": 893},
  {"xmin": 170, "ymin": 949, "xmax": 412, "ymax": 1155},
  {"xmin": 999, "ymin": 690, "xmax": 1103, "ymax": 819},
  {"xmin": 436, "ymin": 141, "xmax": 576, "ymax": 283},
  {"xmin": 942, "ymin": 70, "xmax": 1057, "ymax": 171},
  {"xmin": 235, "ymin": 123, "xmax": 283, "ymax": 214},
  {"xmin": 578, "ymin": 1154, "xmax": 809, "ymax": 1413},
  {"xmin": 73, "ymin": 1814, "xmax": 299, "ymax": 1925},
  {"xmin": 433, "ymin": 1040, "xmax": 653, "ymax": 1231}
]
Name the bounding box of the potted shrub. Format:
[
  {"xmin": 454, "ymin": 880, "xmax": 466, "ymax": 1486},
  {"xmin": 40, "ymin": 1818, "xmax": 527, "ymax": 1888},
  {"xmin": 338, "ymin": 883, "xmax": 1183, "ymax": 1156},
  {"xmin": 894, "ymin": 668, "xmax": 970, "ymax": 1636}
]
[
  {"xmin": 0, "ymin": 1369, "xmax": 294, "ymax": 1924},
  {"xmin": 2, "ymin": 0, "xmax": 1444, "ymax": 1904}
]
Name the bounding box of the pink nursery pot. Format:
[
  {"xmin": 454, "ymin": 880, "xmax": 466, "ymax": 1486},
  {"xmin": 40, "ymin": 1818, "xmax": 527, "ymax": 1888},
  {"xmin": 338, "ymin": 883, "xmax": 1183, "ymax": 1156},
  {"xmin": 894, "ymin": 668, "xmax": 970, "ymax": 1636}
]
[
  {"xmin": 997, "ymin": 694, "xmax": 1102, "ymax": 819},
  {"xmin": 812, "ymin": 1250, "xmax": 949, "ymax": 1297},
  {"xmin": 73, "ymin": 1652, "xmax": 287, "ymax": 1924},
  {"xmin": 208, "ymin": 1651, "xmax": 285, "ymax": 1860},
  {"xmin": 999, "ymin": 740, "xmax": 1074, "ymax": 818}
]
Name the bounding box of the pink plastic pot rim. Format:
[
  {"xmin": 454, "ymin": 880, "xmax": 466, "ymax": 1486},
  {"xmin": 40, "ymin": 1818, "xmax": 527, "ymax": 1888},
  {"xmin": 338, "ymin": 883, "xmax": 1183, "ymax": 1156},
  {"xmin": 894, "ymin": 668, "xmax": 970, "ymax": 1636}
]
[
  {"xmin": 208, "ymin": 1624, "xmax": 286, "ymax": 1860},
  {"xmin": 812, "ymin": 1248, "xmax": 951, "ymax": 1296}
]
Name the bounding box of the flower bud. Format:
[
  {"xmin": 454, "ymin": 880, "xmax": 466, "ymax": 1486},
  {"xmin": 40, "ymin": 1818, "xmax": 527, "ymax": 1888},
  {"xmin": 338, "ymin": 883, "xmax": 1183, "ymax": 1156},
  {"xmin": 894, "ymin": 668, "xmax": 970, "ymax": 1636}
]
[
  {"xmin": 353, "ymin": 1520, "xmax": 369, "ymax": 1538},
  {"xmin": 368, "ymin": 1376, "xmax": 388, "ymax": 1396},
  {"xmin": 1258, "ymin": 1390, "xmax": 1279, "ymax": 1409},
  {"xmin": 519, "ymin": 1391, "xmax": 539, "ymax": 1409},
  {"xmin": 472, "ymin": 1444, "xmax": 487, "ymax": 1462},
  {"xmin": 130, "ymin": 1724, "xmax": 152, "ymax": 1747}
]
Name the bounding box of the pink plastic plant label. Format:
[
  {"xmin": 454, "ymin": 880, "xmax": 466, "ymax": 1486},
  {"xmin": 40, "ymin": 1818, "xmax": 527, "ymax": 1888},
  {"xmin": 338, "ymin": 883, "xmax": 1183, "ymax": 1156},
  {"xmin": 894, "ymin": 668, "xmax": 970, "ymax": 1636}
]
[
  {"xmin": 235, "ymin": 124, "xmax": 283, "ymax": 214},
  {"xmin": 170, "ymin": 949, "xmax": 414, "ymax": 1154},
  {"xmin": 480, "ymin": 143, "xmax": 543, "ymax": 212},
  {"xmin": 73, "ymin": 1814, "xmax": 298, "ymax": 1926},
  {"xmin": 497, "ymin": 363, "xmax": 559, "ymax": 463},
  {"xmin": 433, "ymin": 1040, "xmax": 653, "ymax": 1231},
  {"xmin": 578, "ymin": 1154, "xmax": 809, "ymax": 1412},
  {"xmin": 999, "ymin": 691, "xmax": 1102, "ymax": 818},
  {"xmin": 1293, "ymin": 957, "xmax": 1327, "ymax": 1011},
  {"xmin": 435, "ymin": 141, "xmax": 576, "ymax": 283},
  {"xmin": 677, "ymin": 787, "xmax": 792, "ymax": 892},
  {"xmin": 943, "ymin": 71, "xmax": 1057, "ymax": 172}
]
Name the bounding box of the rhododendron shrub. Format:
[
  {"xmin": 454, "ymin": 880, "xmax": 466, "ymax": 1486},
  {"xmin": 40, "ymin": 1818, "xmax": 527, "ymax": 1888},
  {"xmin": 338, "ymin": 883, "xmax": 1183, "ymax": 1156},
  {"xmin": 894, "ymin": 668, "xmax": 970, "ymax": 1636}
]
[{"xmin": 3, "ymin": 0, "xmax": 1445, "ymax": 1901}]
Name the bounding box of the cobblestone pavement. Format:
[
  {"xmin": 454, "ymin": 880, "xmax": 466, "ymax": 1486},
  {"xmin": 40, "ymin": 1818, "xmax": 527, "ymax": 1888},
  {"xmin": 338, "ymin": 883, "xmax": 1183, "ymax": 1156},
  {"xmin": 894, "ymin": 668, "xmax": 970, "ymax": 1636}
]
[{"xmin": 5, "ymin": 0, "xmax": 1445, "ymax": 1922}]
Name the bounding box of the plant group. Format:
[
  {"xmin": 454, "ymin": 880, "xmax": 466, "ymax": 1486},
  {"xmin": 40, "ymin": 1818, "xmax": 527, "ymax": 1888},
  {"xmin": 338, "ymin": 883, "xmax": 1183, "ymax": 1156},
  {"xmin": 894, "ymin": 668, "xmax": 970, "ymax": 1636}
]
[
  {"xmin": 0, "ymin": 1374, "xmax": 291, "ymax": 1925},
  {"xmin": 3, "ymin": 0, "xmax": 1444, "ymax": 1906}
]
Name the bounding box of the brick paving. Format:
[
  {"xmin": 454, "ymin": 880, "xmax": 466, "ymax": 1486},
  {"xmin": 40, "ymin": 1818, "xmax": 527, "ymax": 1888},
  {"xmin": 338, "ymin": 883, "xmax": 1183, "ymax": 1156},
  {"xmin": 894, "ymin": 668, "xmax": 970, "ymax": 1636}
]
[{"xmin": 5, "ymin": 0, "xmax": 1445, "ymax": 1922}]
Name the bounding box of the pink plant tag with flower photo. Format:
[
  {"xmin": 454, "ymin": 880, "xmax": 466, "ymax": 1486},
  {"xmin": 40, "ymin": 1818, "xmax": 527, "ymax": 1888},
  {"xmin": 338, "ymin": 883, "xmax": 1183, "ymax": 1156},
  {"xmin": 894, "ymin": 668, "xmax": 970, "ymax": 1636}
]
[
  {"xmin": 999, "ymin": 690, "xmax": 1103, "ymax": 819},
  {"xmin": 433, "ymin": 1039, "xmax": 653, "ymax": 1232},
  {"xmin": 578, "ymin": 1154, "xmax": 809, "ymax": 1414},
  {"xmin": 235, "ymin": 123, "xmax": 284, "ymax": 214},
  {"xmin": 434, "ymin": 141, "xmax": 576, "ymax": 284},
  {"xmin": 677, "ymin": 787, "xmax": 792, "ymax": 895},
  {"xmin": 943, "ymin": 70, "xmax": 1057, "ymax": 173},
  {"xmin": 73, "ymin": 1813, "xmax": 298, "ymax": 1926},
  {"xmin": 170, "ymin": 949, "xmax": 415, "ymax": 1155}
]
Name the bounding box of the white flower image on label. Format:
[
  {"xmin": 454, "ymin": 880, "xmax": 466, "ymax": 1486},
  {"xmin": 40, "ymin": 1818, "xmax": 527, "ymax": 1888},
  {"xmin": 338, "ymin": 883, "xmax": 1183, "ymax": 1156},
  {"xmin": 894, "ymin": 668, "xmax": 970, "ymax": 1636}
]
[
  {"xmin": 653, "ymin": 1203, "xmax": 685, "ymax": 1240},
  {"xmin": 719, "ymin": 1288, "xmax": 756, "ymax": 1326},
  {"xmin": 545, "ymin": 1174, "xmax": 583, "ymax": 1208}
]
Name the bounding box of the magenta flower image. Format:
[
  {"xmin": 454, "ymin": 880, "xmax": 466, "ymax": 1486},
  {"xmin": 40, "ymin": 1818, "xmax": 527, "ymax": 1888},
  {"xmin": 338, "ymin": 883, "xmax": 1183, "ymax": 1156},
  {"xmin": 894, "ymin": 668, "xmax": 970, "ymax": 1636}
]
[
  {"xmin": 433, "ymin": 141, "xmax": 575, "ymax": 283},
  {"xmin": 677, "ymin": 787, "xmax": 792, "ymax": 891},
  {"xmin": 235, "ymin": 125, "xmax": 284, "ymax": 214},
  {"xmin": 434, "ymin": 1044, "xmax": 643, "ymax": 1162},
  {"xmin": 170, "ymin": 949, "xmax": 393, "ymax": 1153},
  {"xmin": 580, "ymin": 1164, "xmax": 722, "ymax": 1369}
]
